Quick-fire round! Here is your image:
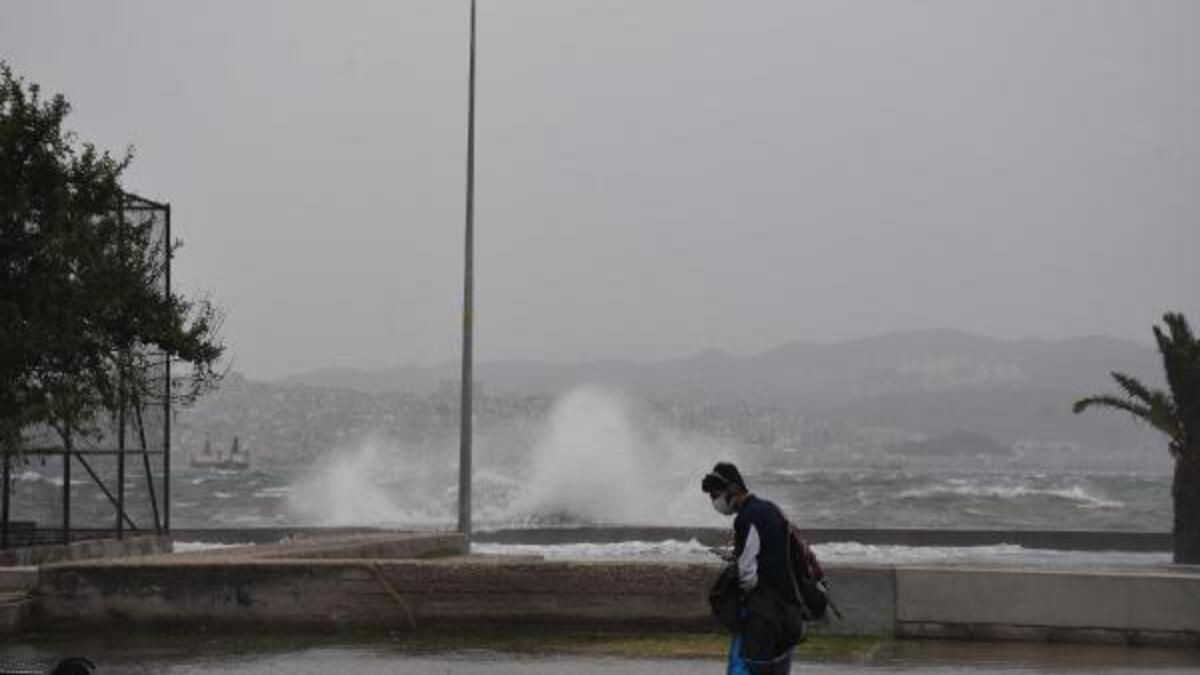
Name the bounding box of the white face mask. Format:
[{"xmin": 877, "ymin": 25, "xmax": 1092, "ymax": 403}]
[{"xmin": 711, "ymin": 493, "xmax": 735, "ymax": 516}]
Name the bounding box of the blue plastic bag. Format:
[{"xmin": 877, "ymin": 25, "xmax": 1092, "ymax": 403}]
[
  {"xmin": 726, "ymin": 633, "xmax": 752, "ymax": 675},
  {"xmin": 728, "ymin": 633, "xmax": 794, "ymax": 675}
]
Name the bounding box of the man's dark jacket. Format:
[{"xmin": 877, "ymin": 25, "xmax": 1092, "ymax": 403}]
[{"xmin": 718, "ymin": 494, "xmax": 805, "ymax": 671}]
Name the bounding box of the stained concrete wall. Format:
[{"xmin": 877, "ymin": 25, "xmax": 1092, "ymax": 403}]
[
  {"xmin": 0, "ymin": 536, "xmax": 169, "ymax": 567},
  {"xmin": 26, "ymin": 542, "xmax": 1200, "ymax": 647},
  {"xmin": 896, "ymin": 567, "xmax": 1200, "ymax": 646},
  {"xmin": 35, "ymin": 559, "xmax": 719, "ymax": 630}
]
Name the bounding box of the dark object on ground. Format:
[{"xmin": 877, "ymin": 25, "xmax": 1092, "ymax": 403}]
[
  {"xmin": 49, "ymin": 658, "xmax": 95, "ymax": 675},
  {"xmin": 0, "ymin": 657, "xmax": 95, "ymax": 675},
  {"xmin": 708, "ymin": 563, "xmax": 741, "ymax": 632}
]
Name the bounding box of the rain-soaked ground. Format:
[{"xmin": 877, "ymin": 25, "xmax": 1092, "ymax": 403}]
[{"xmin": 3, "ymin": 633, "xmax": 1199, "ymax": 675}]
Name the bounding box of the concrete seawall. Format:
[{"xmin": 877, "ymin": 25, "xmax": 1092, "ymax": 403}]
[
  {"xmin": 896, "ymin": 566, "xmax": 1200, "ymax": 646},
  {"xmin": 26, "ymin": 534, "xmax": 1200, "ymax": 647},
  {"xmin": 0, "ymin": 535, "xmax": 169, "ymax": 567}
]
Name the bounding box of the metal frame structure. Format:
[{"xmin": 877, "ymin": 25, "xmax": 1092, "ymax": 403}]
[{"xmin": 1, "ymin": 193, "xmax": 172, "ymax": 550}]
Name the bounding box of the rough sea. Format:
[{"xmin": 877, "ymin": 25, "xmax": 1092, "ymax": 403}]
[{"xmin": 6, "ymin": 461, "xmax": 1175, "ymax": 568}]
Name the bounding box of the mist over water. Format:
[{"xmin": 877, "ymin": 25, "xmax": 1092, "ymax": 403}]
[{"xmin": 285, "ymin": 387, "xmax": 731, "ymax": 528}]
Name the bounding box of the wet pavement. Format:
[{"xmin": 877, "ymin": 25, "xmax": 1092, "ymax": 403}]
[{"xmin": 3, "ymin": 636, "xmax": 1199, "ymax": 675}]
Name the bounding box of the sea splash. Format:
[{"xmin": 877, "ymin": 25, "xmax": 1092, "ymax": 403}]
[
  {"xmin": 285, "ymin": 386, "xmax": 736, "ymax": 528},
  {"xmin": 286, "ymin": 438, "xmax": 454, "ymax": 526}
]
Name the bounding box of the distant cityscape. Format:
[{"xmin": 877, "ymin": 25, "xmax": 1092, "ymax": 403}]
[{"xmin": 175, "ymin": 331, "xmax": 1172, "ymax": 475}]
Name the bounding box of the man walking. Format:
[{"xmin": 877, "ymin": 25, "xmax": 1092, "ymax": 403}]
[{"xmin": 703, "ymin": 462, "xmax": 803, "ymax": 675}]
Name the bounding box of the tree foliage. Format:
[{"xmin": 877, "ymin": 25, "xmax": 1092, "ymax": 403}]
[
  {"xmin": 1, "ymin": 62, "xmax": 223, "ymax": 452},
  {"xmin": 1073, "ymin": 312, "xmax": 1197, "ymax": 460}
]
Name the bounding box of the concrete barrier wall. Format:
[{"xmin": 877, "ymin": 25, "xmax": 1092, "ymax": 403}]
[
  {"xmin": 0, "ymin": 536, "xmax": 169, "ymax": 567},
  {"xmin": 29, "ymin": 553, "xmax": 1200, "ymax": 647},
  {"xmin": 35, "ymin": 559, "xmax": 718, "ymax": 630},
  {"xmin": 896, "ymin": 567, "xmax": 1200, "ymax": 646}
]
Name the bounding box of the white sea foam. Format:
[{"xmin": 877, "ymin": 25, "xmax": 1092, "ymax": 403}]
[
  {"xmin": 474, "ymin": 538, "xmax": 717, "ymax": 562},
  {"xmin": 474, "ymin": 540, "xmax": 1170, "ymax": 569},
  {"xmin": 172, "ymin": 541, "xmax": 253, "ymax": 553},
  {"xmin": 253, "ymin": 486, "xmax": 291, "ymax": 499},
  {"xmin": 897, "ymin": 481, "xmax": 1124, "ymax": 509}
]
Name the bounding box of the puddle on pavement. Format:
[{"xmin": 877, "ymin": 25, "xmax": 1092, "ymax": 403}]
[{"xmin": 3, "ymin": 635, "xmax": 1198, "ymax": 674}]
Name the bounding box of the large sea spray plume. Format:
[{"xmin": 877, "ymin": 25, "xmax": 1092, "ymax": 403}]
[{"xmin": 286, "ymin": 386, "xmax": 738, "ymax": 528}]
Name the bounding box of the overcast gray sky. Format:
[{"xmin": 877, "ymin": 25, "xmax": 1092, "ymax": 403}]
[{"xmin": 2, "ymin": 1, "xmax": 1196, "ymax": 379}]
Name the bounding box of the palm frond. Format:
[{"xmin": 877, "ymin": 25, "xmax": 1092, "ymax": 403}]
[
  {"xmin": 1142, "ymin": 389, "xmax": 1185, "ymax": 442},
  {"xmin": 1155, "ymin": 313, "xmax": 1199, "ymax": 445},
  {"xmin": 1110, "ymin": 372, "xmax": 1158, "ymax": 407},
  {"xmin": 1109, "ymin": 371, "xmax": 1183, "ymax": 439},
  {"xmin": 1073, "ymin": 395, "xmax": 1149, "ymax": 418},
  {"xmin": 1162, "ymin": 312, "xmax": 1196, "ymax": 348},
  {"xmin": 1073, "ymin": 394, "xmax": 1181, "ymax": 442}
]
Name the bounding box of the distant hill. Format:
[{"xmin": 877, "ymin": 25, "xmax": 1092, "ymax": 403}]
[
  {"xmin": 280, "ymin": 330, "xmax": 1156, "ymax": 400},
  {"xmin": 273, "ymin": 330, "xmax": 1162, "ymax": 453}
]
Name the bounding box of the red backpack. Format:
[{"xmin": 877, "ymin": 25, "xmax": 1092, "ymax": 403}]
[{"xmin": 774, "ymin": 508, "xmax": 841, "ymax": 622}]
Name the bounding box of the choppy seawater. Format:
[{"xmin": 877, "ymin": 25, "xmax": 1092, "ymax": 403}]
[{"xmin": 7, "ymin": 465, "xmax": 1170, "ymax": 531}]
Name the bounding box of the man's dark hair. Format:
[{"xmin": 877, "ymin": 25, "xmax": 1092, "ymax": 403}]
[{"xmin": 701, "ymin": 461, "xmax": 747, "ymax": 495}]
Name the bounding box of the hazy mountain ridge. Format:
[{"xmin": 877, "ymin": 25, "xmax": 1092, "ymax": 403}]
[
  {"xmin": 278, "ymin": 330, "xmax": 1157, "ymax": 405},
  {"xmin": 249, "ymin": 331, "xmax": 1169, "ymax": 462}
]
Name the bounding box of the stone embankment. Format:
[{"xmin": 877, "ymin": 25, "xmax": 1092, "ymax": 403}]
[{"xmin": 17, "ymin": 533, "xmax": 1200, "ymax": 647}]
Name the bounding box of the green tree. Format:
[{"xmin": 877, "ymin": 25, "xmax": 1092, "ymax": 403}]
[
  {"xmin": 1, "ymin": 62, "xmax": 223, "ymax": 457},
  {"xmin": 1074, "ymin": 313, "xmax": 1200, "ymax": 564}
]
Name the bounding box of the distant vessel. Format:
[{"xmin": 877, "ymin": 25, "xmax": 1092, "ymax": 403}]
[{"xmin": 190, "ymin": 435, "xmax": 249, "ymax": 470}]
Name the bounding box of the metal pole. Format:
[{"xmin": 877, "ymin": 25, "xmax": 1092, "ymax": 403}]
[
  {"xmin": 76, "ymin": 454, "xmax": 137, "ymax": 530},
  {"xmin": 63, "ymin": 428, "xmax": 71, "ymax": 545},
  {"xmin": 163, "ymin": 203, "xmax": 172, "ymax": 534},
  {"xmin": 117, "ymin": 379, "xmax": 126, "ymax": 538},
  {"xmin": 136, "ymin": 399, "xmax": 162, "ymax": 531},
  {"xmin": 457, "ymin": 0, "xmax": 477, "ymax": 548},
  {"xmin": 116, "ymin": 194, "xmax": 126, "ymax": 539},
  {"xmin": 2, "ymin": 448, "xmax": 10, "ymax": 549}
]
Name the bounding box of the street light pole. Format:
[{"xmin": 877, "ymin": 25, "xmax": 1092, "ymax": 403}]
[{"xmin": 458, "ymin": 0, "xmax": 478, "ymax": 549}]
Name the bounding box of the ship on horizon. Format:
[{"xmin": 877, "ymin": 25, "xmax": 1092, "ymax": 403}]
[{"xmin": 190, "ymin": 434, "xmax": 250, "ymax": 470}]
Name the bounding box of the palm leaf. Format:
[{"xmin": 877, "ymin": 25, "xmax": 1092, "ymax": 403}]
[
  {"xmin": 1073, "ymin": 393, "xmax": 1180, "ymax": 442},
  {"xmin": 1109, "ymin": 371, "xmax": 1184, "ymax": 439},
  {"xmin": 1162, "ymin": 312, "xmax": 1196, "ymax": 348},
  {"xmin": 1073, "ymin": 395, "xmax": 1149, "ymax": 418},
  {"xmin": 1155, "ymin": 314, "xmax": 1199, "ymax": 393},
  {"xmin": 1110, "ymin": 372, "xmax": 1158, "ymax": 407},
  {"xmin": 1155, "ymin": 313, "xmax": 1199, "ymax": 450}
]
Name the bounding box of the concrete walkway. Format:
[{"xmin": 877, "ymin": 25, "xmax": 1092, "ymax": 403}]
[{"xmin": 2, "ymin": 642, "xmax": 1199, "ymax": 675}]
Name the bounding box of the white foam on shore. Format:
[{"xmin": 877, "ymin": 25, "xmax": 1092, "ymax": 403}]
[
  {"xmin": 475, "ymin": 538, "xmax": 718, "ymax": 562},
  {"xmin": 812, "ymin": 542, "xmax": 1168, "ymax": 568},
  {"xmin": 172, "ymin": 541, "xmax": 254, "ymax": 553},
  {"xmin": 897, "ymin": 481, "xmax": 1125, "ymax": 509},
  {"xmin": 474, "ymin": 539, "xmax": 1171, "ymax": 569}
]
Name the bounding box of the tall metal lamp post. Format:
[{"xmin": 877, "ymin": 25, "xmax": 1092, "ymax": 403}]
[{"xmin": 458, "ymin": 0, "xmax": 478, "ymax": 549}]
